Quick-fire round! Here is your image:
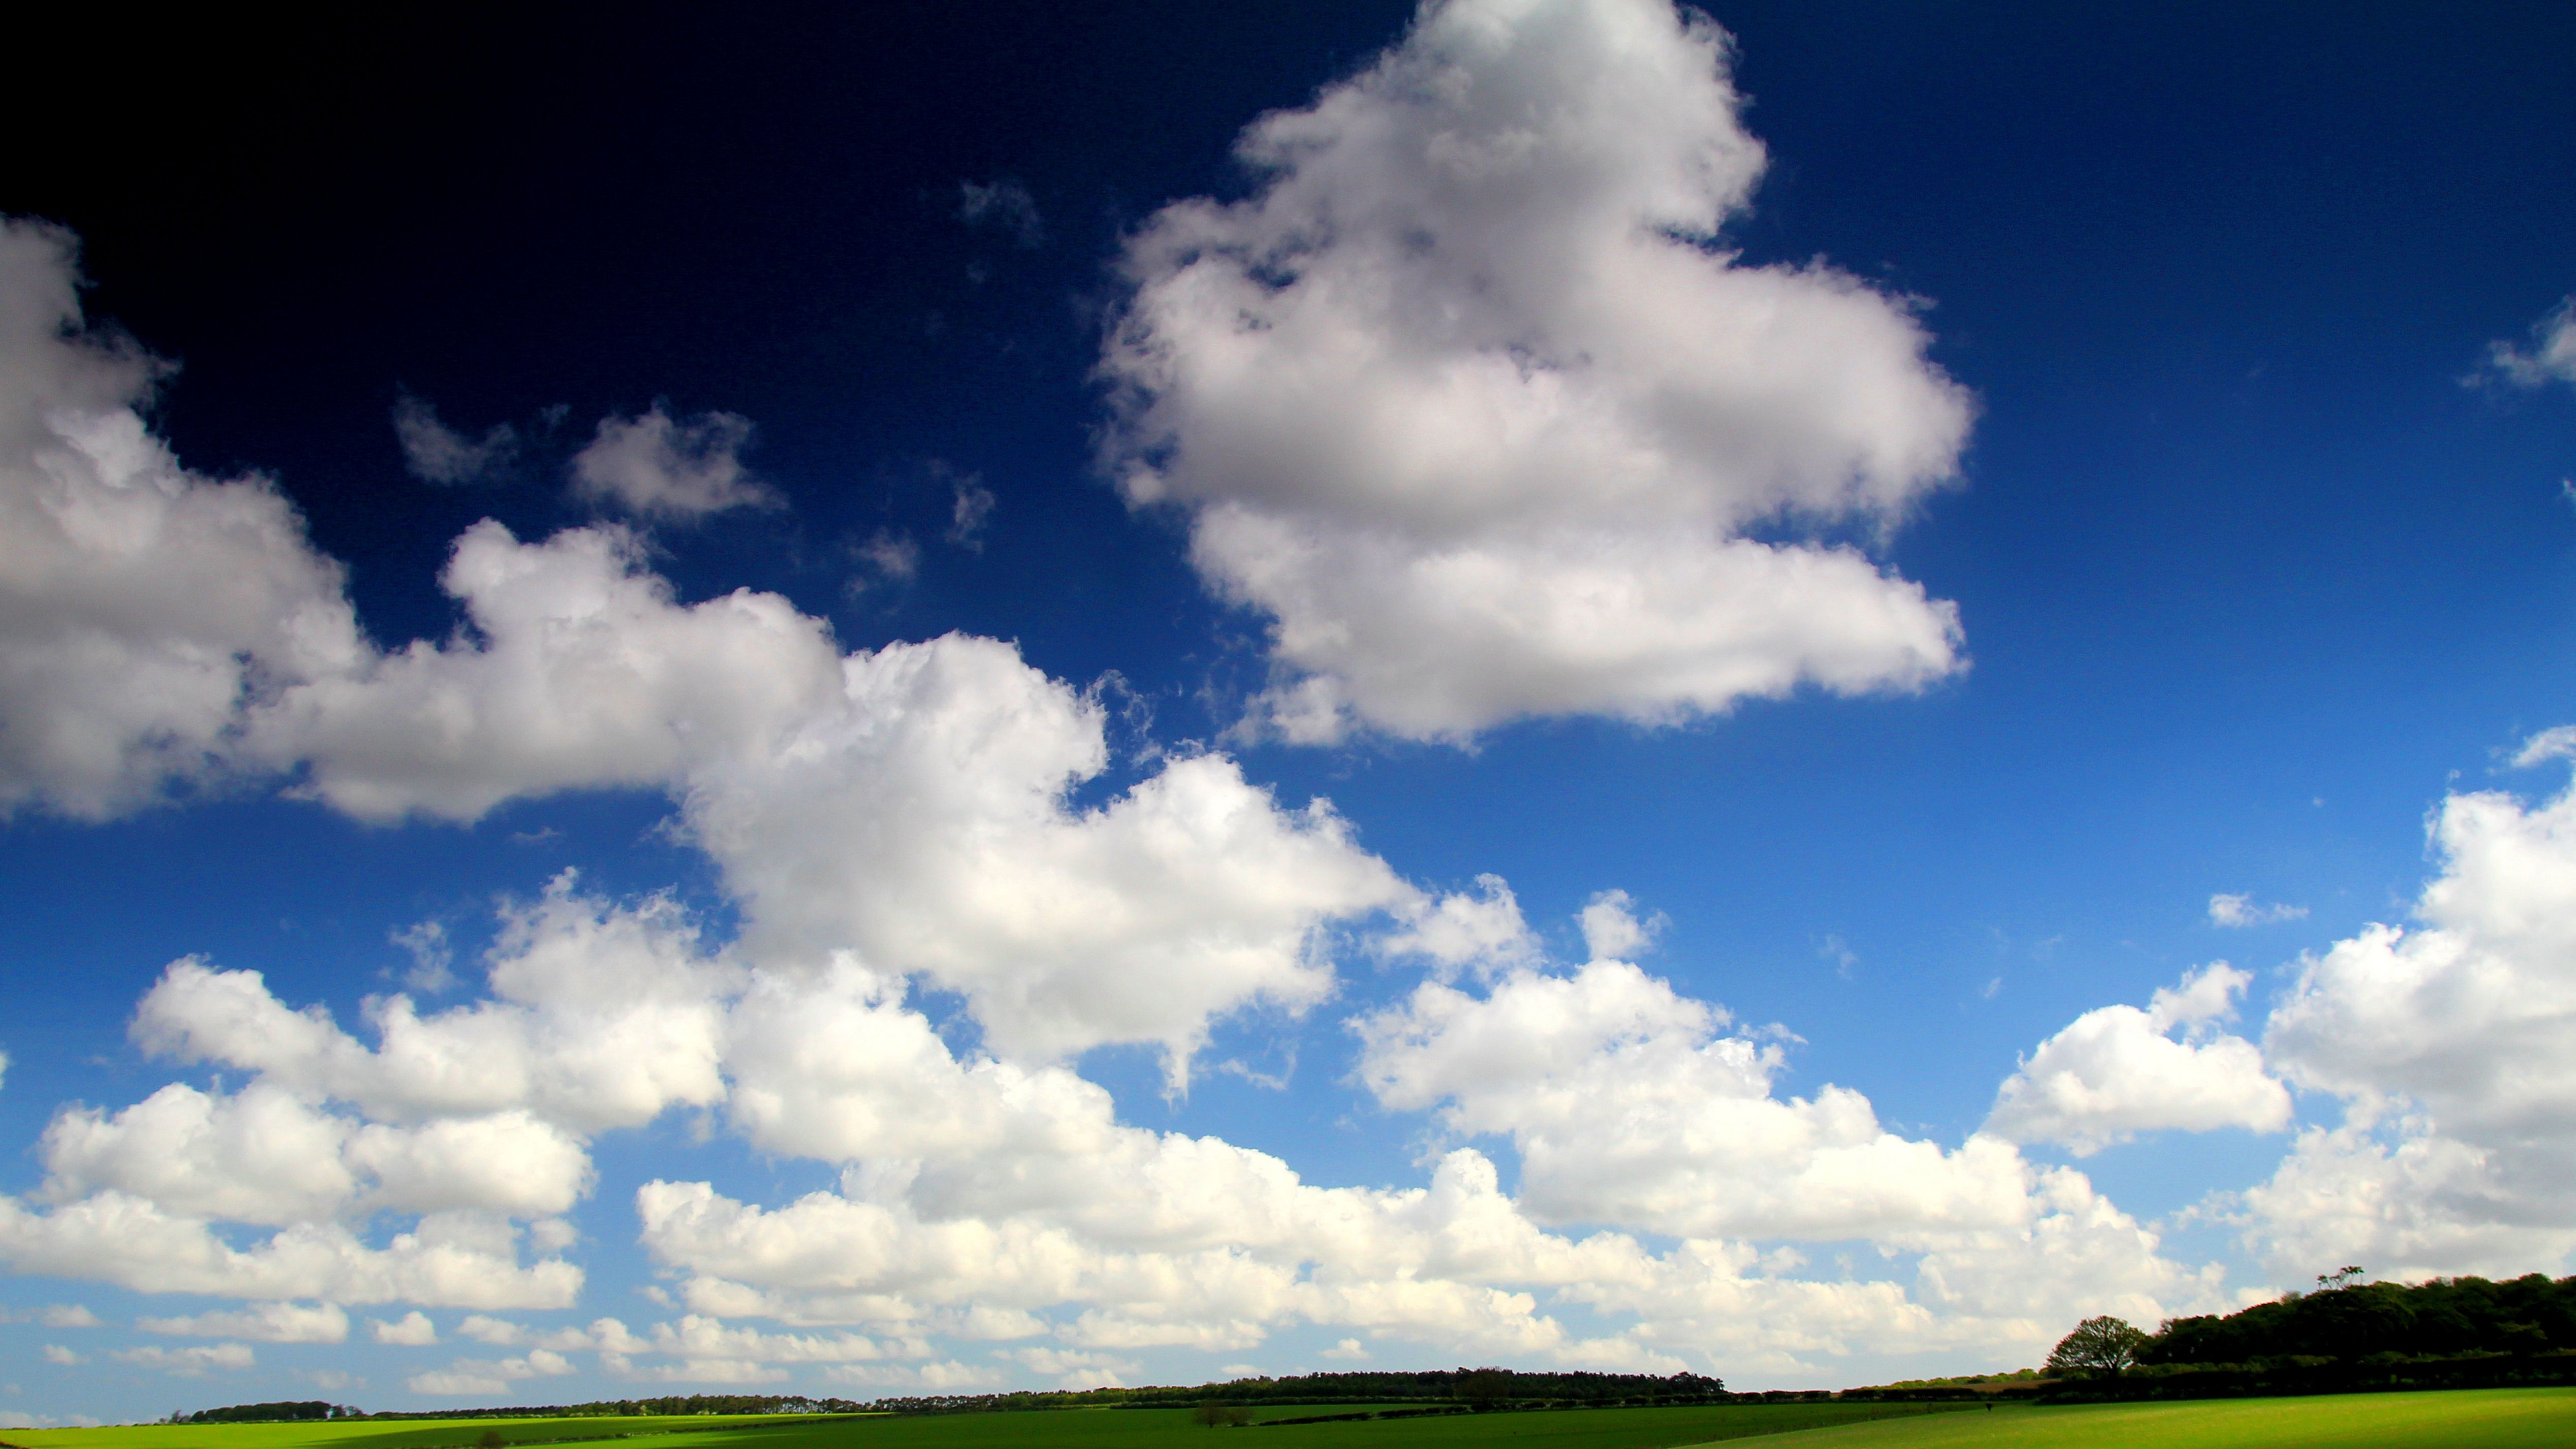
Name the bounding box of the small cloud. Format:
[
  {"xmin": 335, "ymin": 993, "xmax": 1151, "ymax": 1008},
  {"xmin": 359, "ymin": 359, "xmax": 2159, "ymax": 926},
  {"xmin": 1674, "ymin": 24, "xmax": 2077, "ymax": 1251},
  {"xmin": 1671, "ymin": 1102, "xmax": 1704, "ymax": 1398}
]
[
  {"xmin": 2208, "ymin": 892, "xmax": 2308, "ymax": 928},
  {"xmin": 370, "ymin": 1311, "xmax": 437, "ymax": 1346},
  {"xmin": 947, "ymin": 473, "xmax": 998, "ymax": 551},
  {"xmin": 2512, "ymin": 724, "xmax": 2576, "ymax": 769},
  {"xmin": 394, "ymin": 390, "xmax": 519, "ymax": 484},
  {"xmin": 1378, "ymin": 874, "xmax": 1538, "ymax": 977},
  {"xmin": 1981, "ymin": 975, "xmax": 2002, "ymax": 1000},
  {"xmin": 113, "ymin": 1343, "xmax": 255, "ymax": 1377},
  {"xmin": 40, "ymin": 1305, "xmax": 98, "ymax": 1329},
  {"xmin": 1818, "ymin": 933, "xmax": 1858, "ymax": 979},
  {"xmin": 570, "ymin": 405, "xmax": 780, "ymax": 520},
  {"xmin": 2477, "ymin": 296, "xmax": 2576, "ymax": 390},
  {"xmin": 957, "ymin": 179, "xmax": 1044, "ymax": 248},
  {"xmin": 40, "ymin": 1346, "xmax": 80, "ymax": 1366},
  {"xmin": 847, "ymin": 531, "xmax": 922, "ymax": 600},
  {"xmin": 1320, "ymin": 1338, "xmax": 1368, "ymax": 1360},
  {"xmin": 138, "ymin": 1301, "xmax": 345, "ymax": 1344},
  {"xmin": 510, "ymin": 826, "xmax": 561, "ymax": 846},
  {"xmin": 1579, "ymin": 889, "xmax": 1664, "ymax": 961},
  {"xmin": 390, "ymin": 919, "xmax": 455, "ymax": 994},
  {"xmin": 455, "ymin": 1314, "xmax": 524, "ymax": 1346}
]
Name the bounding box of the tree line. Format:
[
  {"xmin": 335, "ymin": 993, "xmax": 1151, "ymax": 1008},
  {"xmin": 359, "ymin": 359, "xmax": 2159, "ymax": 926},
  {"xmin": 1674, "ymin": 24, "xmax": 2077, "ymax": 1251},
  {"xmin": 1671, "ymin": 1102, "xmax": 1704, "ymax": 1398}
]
[
  {"xmin": 173, "ymin": 1372, "xmax": 1729, "ymax": 1425},
  {"xmin": 2047, "ymin": 1271, "xmax": 2576, "ymax": 1379}
]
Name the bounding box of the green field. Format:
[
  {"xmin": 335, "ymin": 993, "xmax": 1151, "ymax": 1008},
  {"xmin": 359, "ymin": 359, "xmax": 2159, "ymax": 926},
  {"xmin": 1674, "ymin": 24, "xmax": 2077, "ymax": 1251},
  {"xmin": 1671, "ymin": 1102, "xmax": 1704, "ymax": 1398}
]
[
  {"xmin": 0, "ymin": 1404, "xmax": 1960, "ymax": 1449},
  {"xmin": 1696, "ymin": 1389, "xmax": 2576, "ymax": 1448},
  {"xmin": 0, "ymin": 1418, "xmax": 806, "ymax": 1449},
  {"xmin": 9, "ymin": 1392, "xmax": 2575, "ymax": 1449}
]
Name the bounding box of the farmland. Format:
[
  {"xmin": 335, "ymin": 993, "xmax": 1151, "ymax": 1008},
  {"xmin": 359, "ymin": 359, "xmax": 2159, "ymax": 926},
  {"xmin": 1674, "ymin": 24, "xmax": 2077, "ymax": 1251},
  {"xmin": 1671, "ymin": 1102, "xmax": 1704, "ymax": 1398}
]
[
  {"xmin": 8, "ymin": 1390, "xmax": 2575, "ymax": 1449},
  {"xmin": 0, "ymin": 1402, "xmax": 1966, "ymax": 1449}
]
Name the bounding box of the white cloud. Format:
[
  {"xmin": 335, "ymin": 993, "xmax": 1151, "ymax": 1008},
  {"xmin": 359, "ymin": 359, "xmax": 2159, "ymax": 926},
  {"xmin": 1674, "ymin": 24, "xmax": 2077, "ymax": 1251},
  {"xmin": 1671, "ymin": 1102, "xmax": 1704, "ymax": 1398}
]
[
  {"xmin": 1984, "ymin": 964, "xmax": 2292, "ymax": 1155},
  {"xmin": 40, "ymin": 1081, "xmax": 356, "ymax": 1226},
  {"xmin": 947, "ymin": 473, "xmax": 997, "ymax": 549},
  {"xmin": 2208, "ymin": 892, "xmax": 2307, "ymax": 928},
  {"xmin": 0, "ymin": 1192, "xmax": 580, "ymax": 1308},
  {"xmin": 248, "ymin": 520, "xmax": 847, "ymax": 823},
  {"xmin": 371, "ymin": 1310, "xmax": 437, "ymax": 1346},
  {"xmin": 570, "ymin": 405, "xmax": 777, "ymax": 519},
  {"xmin": 1377, "ymin": 874, "xmax": 1538, "ymax": 975},
  {"xmin": 1099, "ymin": 0, "xmax": 1970, "ymax": 742},
  {"xmin": 0, "ymin": 219, "xmax": 364, "ymax": 819},
  {"xmin": 1320, "ymin": 1337, "xmax": 1368, "ymax": 1360},
  {"xmin": 113, "ymin": 1342, "xmax": 255, "ymax": 1376},
  {"xmin": 2245, "ymin": 748, "xmax": 2576, "ymax": 1277},
  {"xmin": 2480, "ymin": 296, "xmax": 2576, "ymax": 389},
  {"xmin": 240, "ymin": 513, "xmax": 1403, "ymax": 1077},
  {"xmin": 139, "ymin": 1301, "xmax": 347, "ymax": 1344},
  {"xmin": 392, "ymin": 920, "xmax": 456, "ymax": 994},
  {"xmin": 1577, "ymin": 889, "xmax": 1661, "ymax": 961},
  {"xmin": 852, "ymin": 530, "xmax": 920, "ymax": 590},
  {"xmin": 40, "ymin": 1304, "xmax": 99, "ymax": 1328},
  {"xmin": 1354, "ymin": 960, "xmax": 2034, "ymax": 1240},
  {"xmin": 133, "ymin": 880, "xmax": 735, "ymax": 1132},
  {"xmin": 408, "ymin": 1347, "xmax": 573, "ymax": 1396},
  {"xmin": 678, "ymin": 639, "xmax": 1409, "ymax": 1075},
  {"xmin": 40, "ymin": 1346, "xmax": 80, "ymax": 1366},
  {"xmin": 392, "ymin": 392, "xmax": 517, "ymax": 484}
]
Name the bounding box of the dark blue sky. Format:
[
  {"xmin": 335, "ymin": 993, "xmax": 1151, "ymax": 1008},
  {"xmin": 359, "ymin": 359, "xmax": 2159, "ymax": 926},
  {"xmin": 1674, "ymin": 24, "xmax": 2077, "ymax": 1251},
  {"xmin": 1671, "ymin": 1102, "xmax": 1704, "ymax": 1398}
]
[{"xmin": 3, "ymin": 0, "xmax": 2575, "ymax": 1414}]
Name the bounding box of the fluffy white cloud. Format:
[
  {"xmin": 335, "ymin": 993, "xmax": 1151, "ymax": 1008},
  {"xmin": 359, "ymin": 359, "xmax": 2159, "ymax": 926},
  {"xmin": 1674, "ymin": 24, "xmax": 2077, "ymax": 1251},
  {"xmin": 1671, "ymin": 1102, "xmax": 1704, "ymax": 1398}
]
[
  {"xmin": 250, "ymin": 521, "xmax": 846, "ymax": 823},
  {"xmin": 2243, "ymin": 747, "xmax": 2576, "ymax": 1277},
  {"xmin": 113, "ymin": 1342, "xmax": 254, "ymax": 1376},
  {"xmin": 1376, "ymin": 875, "xmax": 1538, "ymax": 974},
  {"xmin": 138, "ymin": 1301, "xmax": 347, "ymax": 1344},
  {"xmin": 683, "ymin": 637, "xmax": 1407, "ymax": 1072},
  {"xmin": 1984, "ymin": 964, "xmax": 2292, "ymax": 1155},
  {"xmin": 1577, "ymin": 890, "xmax": 1661, "ymax": 961},
  {"xmin": 133, "ymin": 881, "xmax": 734, "ymax": 1132},
  {"xmin": 409, "ymin": 1347, "xmax": 574, "ymax": 1397},
  {"xmin": 40, "ymin": 1081, "xmax": 358, "ymax": 1226},
  {"xmin": 392, "ymin": 392, "xmax": 517, "ymax": 484},
  {"xmin": 1099, "ymin": 0, "xmax": 1970, "ymax": 741},
  {"xmin": 1356, "ymin": 960, "xmax": 2033, "ymax": 1240},
  {"xmin": 2481, "ymin": 296, "xmax": 2576, "ymax": 389},
  {"xmin": 239, "ymin": 513, "xmax": 1406, "ymax": 1074},
  {"xmin": 570, "ymin": 406, "xmax": 777, "ymax": 519},
  {"xmin": 0, "ymin": 220, "xmax": 363, "ymax": 818},
  {"xmin": 371, "ymin": 1310, "xmax": 437, "ymax": 1345},
  {"xmin": 0, "ymin": 1193, "xmax": 579, "ymax": 1308}
]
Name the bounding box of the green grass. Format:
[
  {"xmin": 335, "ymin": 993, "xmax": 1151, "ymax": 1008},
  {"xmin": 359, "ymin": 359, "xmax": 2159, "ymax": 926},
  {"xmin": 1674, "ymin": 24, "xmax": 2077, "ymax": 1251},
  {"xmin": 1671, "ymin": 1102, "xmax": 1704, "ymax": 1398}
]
[
  {"xmin": 19, "ymin": 1393, "xmax": 2572, "ymax": 1449},
  {"xmin": 1699, "ymin": 1388, "xmax": 2576, "ymax": 1448},
  {"xmin": 0, "ymin": 1404, "xmax": 1960, "ymax": 1449},
  {"xmin": 0, "ymin": 1415, "xmax": 816, "ymax": 1449}
]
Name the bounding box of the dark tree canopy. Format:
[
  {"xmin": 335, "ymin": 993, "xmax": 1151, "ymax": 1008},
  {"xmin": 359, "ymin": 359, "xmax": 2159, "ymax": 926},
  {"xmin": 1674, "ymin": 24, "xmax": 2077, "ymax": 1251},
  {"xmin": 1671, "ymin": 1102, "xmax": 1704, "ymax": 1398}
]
[
  {"xmin": 2141, "ymin": 1274, "xmax": 2576, "ymax": 1365},
  {"xmin": 2047, "ymin": 1316, "xmax": 2149, "ymax": 1378}
]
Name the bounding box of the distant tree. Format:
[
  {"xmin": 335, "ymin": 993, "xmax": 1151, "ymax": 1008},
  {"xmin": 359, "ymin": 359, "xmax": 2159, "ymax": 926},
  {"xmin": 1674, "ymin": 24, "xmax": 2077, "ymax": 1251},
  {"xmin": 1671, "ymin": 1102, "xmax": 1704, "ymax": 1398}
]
[
  {"xmin": 477, "ymin": 1430, "xmax": 506, "ymax": 1448},
  {"xmin": 1190, "ymin": 1401, "xmax": 1248, "ymax": 1428},
  {"xmin": 2317, "ymin": 1265, "xmax": 2366, "ymax": 1291},
  {"xmin": 2046, "ymin": 1316, "xmax": 2149, "ymax": 1378},
  {"xmin": 1454, "ymin": 1368, "xmax": 1512, "ymax": 1411}
]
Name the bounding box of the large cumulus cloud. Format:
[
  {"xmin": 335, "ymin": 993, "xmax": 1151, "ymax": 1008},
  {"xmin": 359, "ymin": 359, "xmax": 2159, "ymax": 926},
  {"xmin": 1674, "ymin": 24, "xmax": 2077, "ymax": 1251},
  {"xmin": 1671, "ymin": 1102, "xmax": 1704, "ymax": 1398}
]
[{"xmin": 1099, "ymin": 0, "xmax": 1971, "ymax": 741}]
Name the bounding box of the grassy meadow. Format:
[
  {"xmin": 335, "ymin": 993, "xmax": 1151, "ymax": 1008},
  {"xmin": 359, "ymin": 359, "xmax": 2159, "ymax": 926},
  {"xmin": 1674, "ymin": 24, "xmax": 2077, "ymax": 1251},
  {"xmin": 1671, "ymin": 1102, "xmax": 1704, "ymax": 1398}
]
[
  {"xmin": 9, "ymin": 1390, "xmax": 2575, "ymax": 1449},
  {"xmin": 0, "ymin": 1403, "xmax": 1962, "ymax": 1449}
]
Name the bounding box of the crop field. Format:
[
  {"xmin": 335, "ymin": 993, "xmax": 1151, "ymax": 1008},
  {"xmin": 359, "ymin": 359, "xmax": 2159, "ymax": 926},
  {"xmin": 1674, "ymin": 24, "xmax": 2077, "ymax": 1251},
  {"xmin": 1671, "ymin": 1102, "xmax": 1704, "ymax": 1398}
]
[
  {"xmin": 0, "ymin": 1417, "xmax": 813, "ymax": 1449},
  {"xmin": 1721, "ymin": 1387, "xmax": 2576, "ymax": 1448},
  {"xmin": 9, "ymin": 1391, "xmax": 2573, "ymax": 1449},
  {"xmin": 0, "ymin": 1403, "xmax": 1964, "ymax": 1449}
]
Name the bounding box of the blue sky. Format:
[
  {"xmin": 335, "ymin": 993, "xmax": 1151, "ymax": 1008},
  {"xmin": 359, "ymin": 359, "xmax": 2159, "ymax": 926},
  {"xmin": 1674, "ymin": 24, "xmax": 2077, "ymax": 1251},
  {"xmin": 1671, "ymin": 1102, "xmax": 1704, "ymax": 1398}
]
[{"xmin": 4, "ymin": 0, "xmax": 2576, "ymax": 1421}]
